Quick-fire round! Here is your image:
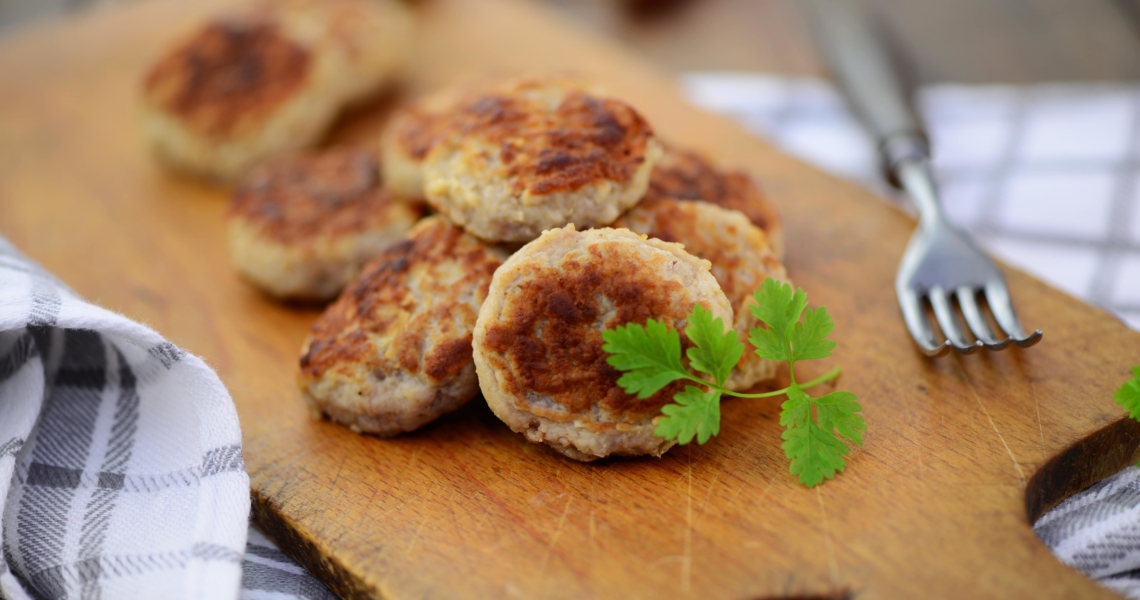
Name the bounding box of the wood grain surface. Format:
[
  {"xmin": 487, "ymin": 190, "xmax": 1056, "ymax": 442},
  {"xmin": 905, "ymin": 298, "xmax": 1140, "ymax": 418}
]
[{"xmin": 2, "ymin": 0, "xmax": 1140, "ymax": 598}]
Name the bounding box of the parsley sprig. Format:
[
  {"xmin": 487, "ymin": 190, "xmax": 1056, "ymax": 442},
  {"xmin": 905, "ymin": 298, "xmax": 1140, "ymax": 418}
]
[
  {"xmin": 1115, "ymin": 366, "xmax": 1140, "ymax": 467},
  {"xmin": 1115, "ymin": 366, "xmax": 1140, "ymax": 420},
  {"xmin": 602, "ymin": 277, "xmax": 865, "ymax": 487}
]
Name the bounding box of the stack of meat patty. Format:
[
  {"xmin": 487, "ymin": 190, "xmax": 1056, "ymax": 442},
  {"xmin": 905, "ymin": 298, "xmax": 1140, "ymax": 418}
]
[
  {"xmin": 139, "ymin": 1, "xmax": 787, "ymax": 461},
  {"xmin": 250, "ymin": 75, "xmax": 788, "ymax": 462},
  {"xmin": 194, "ymin": 69, "xmax": 788, "ymax": 461}
]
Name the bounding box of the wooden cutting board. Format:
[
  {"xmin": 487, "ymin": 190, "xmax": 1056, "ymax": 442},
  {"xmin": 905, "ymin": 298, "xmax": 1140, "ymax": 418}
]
[{"xmin": 2, "ymin": 0, "xmax": 1139, "ymax": 598}]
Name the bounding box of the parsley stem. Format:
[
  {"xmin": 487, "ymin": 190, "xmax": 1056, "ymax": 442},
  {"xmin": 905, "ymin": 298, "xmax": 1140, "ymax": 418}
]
[
  {"xmin": 720, "ymin": 388, "xmax": 790, "ymax": 399},
  {"xmin": 717, "ymin": 365, "xmax": 842, "ymax": 399},
  {"xmin": 797, "ymin": 365, "xmax": 843, "ymax": 389}
]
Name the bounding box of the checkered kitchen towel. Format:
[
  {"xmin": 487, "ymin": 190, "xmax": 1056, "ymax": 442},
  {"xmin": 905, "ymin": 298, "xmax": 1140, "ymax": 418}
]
[
  {"xmin": 681, "ymin": 73, "xmax": 1140, "ymax": 598},
  {"xmin": 0, "ymin": 237, "xmax": 250, "ymax": 599}
]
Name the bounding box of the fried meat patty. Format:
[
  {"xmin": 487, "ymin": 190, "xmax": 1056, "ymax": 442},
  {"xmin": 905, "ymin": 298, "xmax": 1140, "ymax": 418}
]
[
  {"xmin": 383, "ymin": 76, "xmax": 663, "ymax": 242},
  {"xmin": 142, "ymin": 0, "xmax": 413, "ymax": 180},
  {"xmin": 473, "ymin": 225, "xmax": 732, "ymax": 461},
  {"xmin": 646, "ymin": 149, "xmax": 784, "ymax": 259},
  {"xmin": 227, "ymin": 147, "xmax": 424, "ymax": 301},
  {"xmin": 613, "ymin": 199, "xmax": 788, "ymax": 391},
  {"xmin": 379, "ymin": 86, "xmax": 462, "ymax": 199},
  {"xmin": 298, "ymin": 217, "xmax": 505, "ymax": 435}
]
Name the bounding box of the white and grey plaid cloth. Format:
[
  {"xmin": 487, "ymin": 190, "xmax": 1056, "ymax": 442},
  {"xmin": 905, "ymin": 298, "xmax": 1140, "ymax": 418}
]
[
  {"xmin": 682, "ymin": 73, "xmax": 1140, "ymax": 598},
  {"xmin": 0, "ymin": 237, "xmax": 257, "ymax": 600}
]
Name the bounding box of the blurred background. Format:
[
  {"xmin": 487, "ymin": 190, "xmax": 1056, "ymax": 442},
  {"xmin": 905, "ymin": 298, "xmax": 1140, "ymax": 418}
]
[{"xmin": 3, "ymin": 0, "xmax": 1139, "ymax": 81}]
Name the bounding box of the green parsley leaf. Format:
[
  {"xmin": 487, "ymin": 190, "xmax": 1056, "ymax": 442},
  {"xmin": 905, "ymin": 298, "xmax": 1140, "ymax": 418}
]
[
  {"xmin": 752, "ymin": 278, "xmax": 806, "ymax": 339},
  {"xmin": 1115, "ymin": 366, "xmax": 1140, "ymax": 468},
  {"xmin": 753, "ymin": 281, "xmax": 864, "ymax": 487},
  {"xmin": 656, "ymin": 386, "xmax": 721, "ymax": 445},
  {"xmin": 685, "ymin": 304, "xmax": 744, "ymax": 387},
  {"xmin": 782, "ymin": 418, "xmax": 849, "ymax": 488},
  {"xmin": 778, "ymin": 384, "xmax": 812, "ymax": 429},
  {"xmin": 601, "ymin": 276, "xmax": 863, "ymax": 488},
  {"xmin": 781, "ymin": 387, "xmax": 849, "ymax": 487},
  {"xmin": 748, "ymin": 316, "xmax": 787, "ymax": 363},
  {"xmin": 779, "ymin": 387, "xmax": 864, "ymax": 487},
  {"xmin": 790, "ymin": 307, "xmax": 837, "ymax": 364},
  {"xmin": 1114, "ymin": 366, "xmax": 1140, "ymax": 420},
  {"xmin": 814, "ymin": 390, "xmax": 866, "ymax": 446},
  {"xmin": 602, "ymin": 319, "xmax": 687, "ymax": 399}
]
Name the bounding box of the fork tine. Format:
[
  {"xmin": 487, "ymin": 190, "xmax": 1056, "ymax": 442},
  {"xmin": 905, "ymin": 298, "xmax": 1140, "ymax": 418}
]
[
  {"xmin": 955, "ymin": 286, "xmax": 1009, "ymax": 350},
  {"xmin": 984, "ymin": 281, "xmax": 1044, "ymax": 348},
  {"xmin": 899, "ymin": 287, "xmax": 952, "ymax": 356},
  {"xmin": 929, "ymin": 286, "xmax": 981, "ymax": 353}
]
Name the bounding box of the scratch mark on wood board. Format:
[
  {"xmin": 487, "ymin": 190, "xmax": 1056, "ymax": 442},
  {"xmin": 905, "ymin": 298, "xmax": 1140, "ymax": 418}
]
[
  {"xmin": 699, "ymin": 472, "xmax": 721, "ymax": 516},
  {"xmin": 1030, "ymin": 379, "xmax": 1046, "ymax": 461},
  {"xmin": 683, "ymin": 448, "xmax": 693, "ymax": 592},
  {"xmin": 407, "ymin": 445, "xmax": 424, "ymax": 470},
  {"xmin": 329, "ymin": 457, "xmax": 348, "ymax": 488},
  {"xmin": 816, "ymin": 487, "xmax": 840, "ymax": 585},
  {"xmin": 916, "ymin": 444, "xmax": 927, "ymax": 497},
  {"xmin": 540, "ymin": 496, "xmax": 573, "ymax": 574},
  {"xmin": 751, "ymin": 471, "xmax": 779, "ymax": 508},
  {"xmin": 403, "ymin": 511, "xmax": 430, "ymax": 559},
  {"xmin": 954, "ymin": 362, "xmax": 1026, "ymax": 485}
]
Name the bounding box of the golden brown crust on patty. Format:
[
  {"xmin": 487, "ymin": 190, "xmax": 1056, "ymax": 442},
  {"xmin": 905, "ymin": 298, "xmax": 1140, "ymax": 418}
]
[
  {"xmin": 478, "ymin": 242, "xmax": 690, "ymax": 422},
  {"xmin": 443, "ymin": 88, "xmax": 654, "ymax": 196},
  {"xmin": 226, "ymin": 146, "xmax": 425, "ymax": 300},
  {"xmin": 615, "ymin": 198, "xmax": 782, "ymax": 305},
  {"xmin": 378, "ymin": 86, "xmax": 463, "ymax": 198},
  {"xmin": 144, "ymin": 18, "xmax": 312, "ymax": 138},
  {"xmin": 647, "ymin": 149, "xmax": 783, "ymax": 257},
  {"xmin": 391, "ymin": 101, "xmax": 449, "ymax": 163},
  {"xmin": 141, "ymin": 0, "xmax": 413, "ymax": 181},
  {"xmin": 386, "ymin": 76, "xmax": 663, "ymax": 242},
  {"xmin": 613, "ymin": 199, "xmax": 787, "ymax": 391},
  {"xmin": 229, "ymin": 147, "xmax": 420, "ymax": 243},
  {"xmin": 298, "ymin": 216, "xmax": 505, "ymax": 435},
  {"xmin": 385, "ymin": 76, "xmax": 652, "ymax": 192},
  {"xmin": 299, "ymin": 217, "xmax": 502, "ymax": 383},
  {"xmin": 474, "ymin": 226, "xmax": 733, "ymax": 460}
]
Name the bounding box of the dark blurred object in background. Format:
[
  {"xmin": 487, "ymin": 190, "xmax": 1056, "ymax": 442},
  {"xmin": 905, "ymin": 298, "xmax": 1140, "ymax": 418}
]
[
  {"xmin": 621, "ymin": 0, "xmax": 692, "ymax": 19},
  {"xmin": 4, "ymin": 0, "xmax": 1140, "ymax": 83},
  {"xmin": 531, "ymin": 0, "xmax": 1140, "ymax": 83}
]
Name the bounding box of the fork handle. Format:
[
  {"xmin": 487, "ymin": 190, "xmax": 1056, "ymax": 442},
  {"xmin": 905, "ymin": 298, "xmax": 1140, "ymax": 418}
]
[
  {"xmin": 894, "ymin": 158, "xmax": 945, "ymax": 226},
  {"xmin": 808, "ymin": 0, "xmax": 929, "ymax": 187}
]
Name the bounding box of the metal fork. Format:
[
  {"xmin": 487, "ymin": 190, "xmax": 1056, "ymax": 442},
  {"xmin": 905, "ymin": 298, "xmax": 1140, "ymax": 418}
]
[{"xmin": 809, "ymin": 0, "xmax": 1042, "ymax": 356}]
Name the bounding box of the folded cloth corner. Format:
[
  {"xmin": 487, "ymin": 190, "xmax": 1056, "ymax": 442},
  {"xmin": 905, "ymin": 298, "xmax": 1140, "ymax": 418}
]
[{"xmin": 0, "ymin": 235, "xmax": 249, "ymax": 600}]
